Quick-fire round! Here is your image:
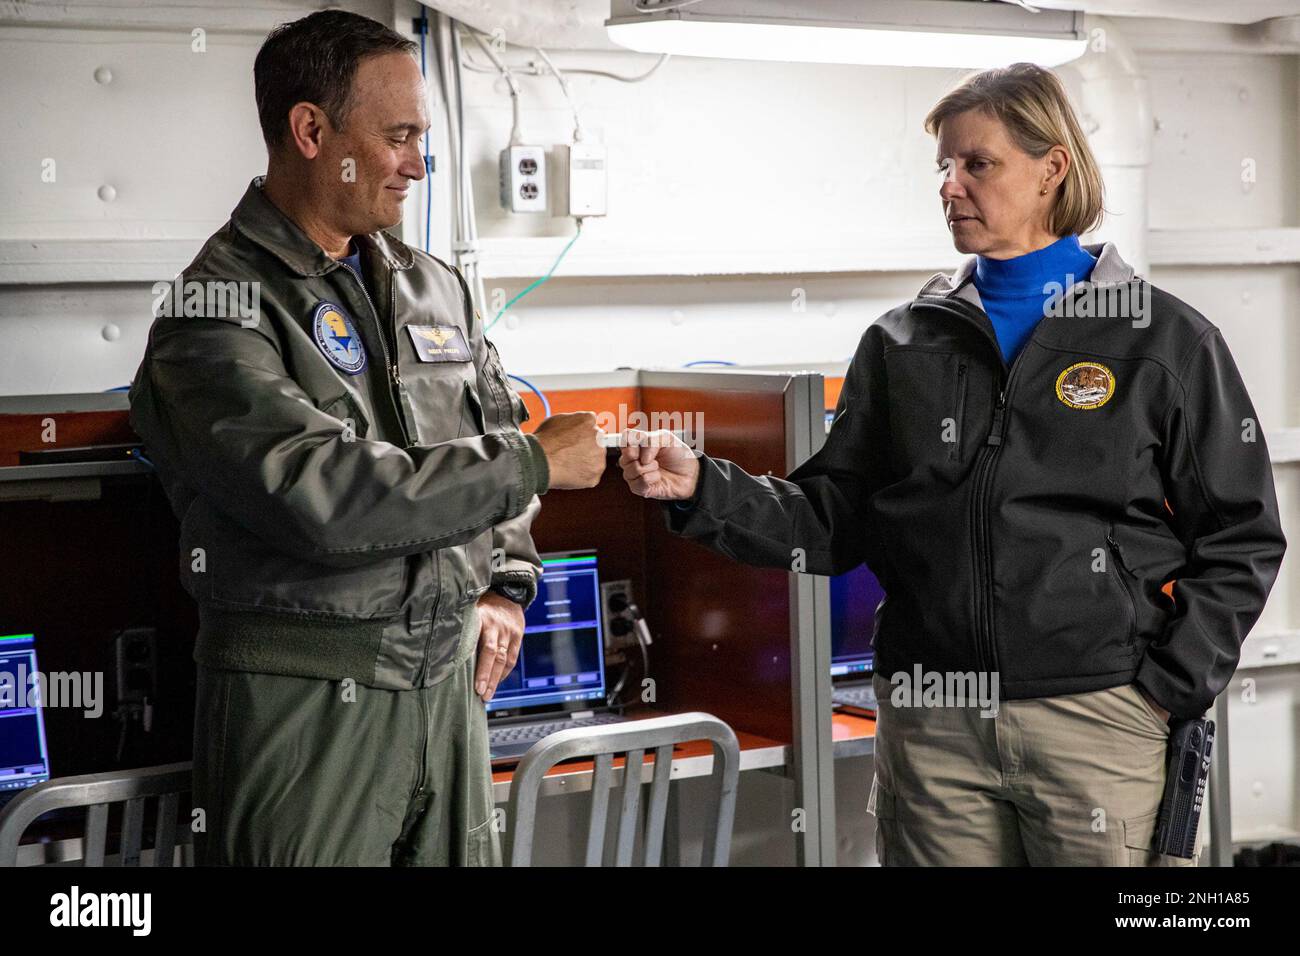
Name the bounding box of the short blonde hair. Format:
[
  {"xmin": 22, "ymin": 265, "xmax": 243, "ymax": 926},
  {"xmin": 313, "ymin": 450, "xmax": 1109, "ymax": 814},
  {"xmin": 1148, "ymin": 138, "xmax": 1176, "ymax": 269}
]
[{"xmin": 923, "ymin": 62, "xmax": 1105, "ymax": 238}]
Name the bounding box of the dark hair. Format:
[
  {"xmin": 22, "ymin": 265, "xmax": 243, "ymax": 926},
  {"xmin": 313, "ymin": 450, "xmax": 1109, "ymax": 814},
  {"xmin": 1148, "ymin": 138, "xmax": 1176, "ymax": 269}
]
[{"xmin": 254, "ymin": 9, "xmax": 417, "ymax": 150}]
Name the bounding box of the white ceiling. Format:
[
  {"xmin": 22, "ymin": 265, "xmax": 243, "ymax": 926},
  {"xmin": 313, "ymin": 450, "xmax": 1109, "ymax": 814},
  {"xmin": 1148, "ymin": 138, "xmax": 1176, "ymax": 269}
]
[
  {"xmin": 1028, "ymin": 1, "xmax": 1300, "ymax": 25},
  {"xmin": 423, "ymin": 0, "xmax": 1300, "ymax": 52}
]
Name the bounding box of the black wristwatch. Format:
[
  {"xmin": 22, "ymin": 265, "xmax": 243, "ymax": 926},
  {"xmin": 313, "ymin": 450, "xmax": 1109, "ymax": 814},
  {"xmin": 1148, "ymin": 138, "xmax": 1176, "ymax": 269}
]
[{"xmin": 489, "ymin": 581, "xmax": 531, "ymax": 607}]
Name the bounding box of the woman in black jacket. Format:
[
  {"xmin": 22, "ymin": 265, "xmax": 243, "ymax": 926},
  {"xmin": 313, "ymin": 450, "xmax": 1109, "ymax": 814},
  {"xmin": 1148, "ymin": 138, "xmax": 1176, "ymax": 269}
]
[{"xmin": 619, "ymin": 64, "xmax": 1286, "ymax": 866}]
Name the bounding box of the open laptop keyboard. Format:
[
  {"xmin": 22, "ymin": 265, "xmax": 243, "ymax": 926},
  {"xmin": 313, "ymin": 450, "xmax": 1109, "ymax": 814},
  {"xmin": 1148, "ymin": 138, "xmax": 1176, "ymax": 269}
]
[
  {"xmin": 489, "ymin": 713, "xmax": 626, "ymax": 760},
  {"xmin": 832, "ymin": 683, "xmax": 878, "ymax": 712}
]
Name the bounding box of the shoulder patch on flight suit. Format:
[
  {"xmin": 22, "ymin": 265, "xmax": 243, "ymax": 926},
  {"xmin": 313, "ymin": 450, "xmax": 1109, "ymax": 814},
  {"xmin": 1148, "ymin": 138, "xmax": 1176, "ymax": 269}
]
[
  {"xmin": 312, "ymin": 302, "xmax": 367, "ymax": 375},
  {"xmin": 406, "ymin": 325, "xmax": 471, "ymax": 363}
]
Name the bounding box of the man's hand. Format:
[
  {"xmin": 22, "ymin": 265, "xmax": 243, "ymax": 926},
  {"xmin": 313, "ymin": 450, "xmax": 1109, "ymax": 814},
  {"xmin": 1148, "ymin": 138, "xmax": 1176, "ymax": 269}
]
[
  {"xmin": 619, "ymin": 428, "xmax": 700, "ymax": 500},
  {"xmin": 475, "ymin": 590, "xmax": 525, "ymax": 702},
  {"xmin": 1137, "ymin": 685, "xmax": 1171, "ymax": 725},
  {"xmin": 532, "ymin": 412, "xmax": 606, "ymax": 490}
]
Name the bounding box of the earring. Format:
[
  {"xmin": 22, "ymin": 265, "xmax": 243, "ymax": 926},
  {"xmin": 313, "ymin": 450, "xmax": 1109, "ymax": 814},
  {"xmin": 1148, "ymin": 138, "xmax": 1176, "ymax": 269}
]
[{"xmin": 1040, "ymin": 187, "xmax": 1049, "ymax": 195}]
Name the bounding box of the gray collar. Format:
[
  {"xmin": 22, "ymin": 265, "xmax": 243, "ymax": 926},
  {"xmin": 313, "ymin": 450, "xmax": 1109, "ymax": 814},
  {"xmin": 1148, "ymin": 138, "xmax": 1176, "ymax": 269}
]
[{"xmin": 915, "ymin": 240, "xmax": 1138, "ymax": 312}]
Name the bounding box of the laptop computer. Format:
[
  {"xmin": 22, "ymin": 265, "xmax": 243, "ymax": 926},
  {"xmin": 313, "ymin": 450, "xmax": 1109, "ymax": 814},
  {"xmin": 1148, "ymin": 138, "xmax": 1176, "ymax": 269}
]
[
  {"xmin": 0, "ymin": 633, "xmax": 53, "ymax": 808},
  {"xmin": 830, "ymin": 566, "xmax": 886, "ymax": 716},
  {"xmin": 487, "ymin": 550, "xmax": 627, "ymax": 763}
]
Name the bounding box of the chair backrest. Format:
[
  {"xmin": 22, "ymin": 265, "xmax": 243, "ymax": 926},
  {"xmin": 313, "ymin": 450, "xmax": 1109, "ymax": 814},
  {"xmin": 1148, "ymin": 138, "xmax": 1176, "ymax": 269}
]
[
  {"xmin": 505, "ymin": 712, "xmax": 740, "ymax": 867},
  {"xmin": 0, "ymin": 762, "xmax": 193, "ymax": 867}
]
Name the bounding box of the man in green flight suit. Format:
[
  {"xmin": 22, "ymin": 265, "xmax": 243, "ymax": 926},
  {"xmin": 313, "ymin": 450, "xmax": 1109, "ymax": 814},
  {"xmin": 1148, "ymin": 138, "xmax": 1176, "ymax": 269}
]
[{"xmin": 129, "ymin": 9, "xmax": 606, "ymax": 865}]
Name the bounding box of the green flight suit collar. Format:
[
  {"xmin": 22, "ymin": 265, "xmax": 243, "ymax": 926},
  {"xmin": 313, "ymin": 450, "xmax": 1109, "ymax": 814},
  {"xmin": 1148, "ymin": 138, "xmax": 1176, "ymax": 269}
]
[{"xmin": 231, "ymin": 176, "xmax": 416, "ymax": 278}]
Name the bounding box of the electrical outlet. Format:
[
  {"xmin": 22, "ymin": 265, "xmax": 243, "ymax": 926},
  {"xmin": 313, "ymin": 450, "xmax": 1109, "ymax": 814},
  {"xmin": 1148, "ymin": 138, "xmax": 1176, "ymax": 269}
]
[
  {"xmin": 114, "ymin": 627, "xmax": 157, "ymax": 706},
  {"xmin": 499, "ymin": 145, "xmax": 548, "ymax": 213},
  {"xmin": 600, "ymin": 579, "xmax": 635, "ymax": 653}
]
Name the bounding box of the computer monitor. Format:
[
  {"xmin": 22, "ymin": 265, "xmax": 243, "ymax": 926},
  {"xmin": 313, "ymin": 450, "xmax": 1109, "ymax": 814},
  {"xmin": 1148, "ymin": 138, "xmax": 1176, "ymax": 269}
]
[
  {"xmin": 486, "ymin": 550, "xmax": 607, "ymax": 713},
  {"xmin": 0, "ymin": 633, "xmax": 52, "ymax": 801},
  {"xmin": 830, "ymin": 565, "xmax": 885, "ymax": 678}
]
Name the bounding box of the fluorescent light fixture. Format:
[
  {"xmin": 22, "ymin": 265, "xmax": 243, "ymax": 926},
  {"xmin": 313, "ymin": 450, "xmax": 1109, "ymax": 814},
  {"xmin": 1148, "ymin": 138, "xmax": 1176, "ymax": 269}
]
[{"xmin": 607, "ymin": 0, "xmax": 1089, "ymax": 68}]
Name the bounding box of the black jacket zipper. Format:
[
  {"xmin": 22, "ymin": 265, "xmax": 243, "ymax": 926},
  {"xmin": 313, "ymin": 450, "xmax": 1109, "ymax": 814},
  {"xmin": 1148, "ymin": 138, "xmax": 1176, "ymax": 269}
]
[
  {"xmin": 914, "ymin": 293, "xmax": 1061, "ymax": 677},
  {"xmin": 1106, "ymin": 528, "xmax": 1139, "ymax": 646}
]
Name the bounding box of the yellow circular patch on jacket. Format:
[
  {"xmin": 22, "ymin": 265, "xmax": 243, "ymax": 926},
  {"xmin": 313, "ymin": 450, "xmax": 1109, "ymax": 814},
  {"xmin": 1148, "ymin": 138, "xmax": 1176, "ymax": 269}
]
[{"xmin": 1055, "ymin": 361, "xmax": 1115, "ymax": 410}]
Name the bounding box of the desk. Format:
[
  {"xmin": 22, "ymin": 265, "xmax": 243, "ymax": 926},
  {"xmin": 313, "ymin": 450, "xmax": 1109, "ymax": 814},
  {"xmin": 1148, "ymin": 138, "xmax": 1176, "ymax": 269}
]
[
  {"xmin": 489, "ymin": 712, "xmax": 877, "ymax": 803},
  {"xmin": 490, "ymin": 726, "xmax": 786, "ymax": 803},
  {"xmin": 0, "ymin": 459, "xmax": 150, "ymax": 502},
  {"xmin": 832, "ymin": 711, "xmax": 877, "ymax": 759}
]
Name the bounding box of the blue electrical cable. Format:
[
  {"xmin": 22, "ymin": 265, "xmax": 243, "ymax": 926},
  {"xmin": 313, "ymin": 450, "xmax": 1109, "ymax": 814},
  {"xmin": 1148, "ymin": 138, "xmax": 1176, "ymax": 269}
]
[
  {"xmin": 683, "ymin": 360, "xmax": 736, "ymax": 367},
  {"xmin": 484, "ymin": 224, "xmax": 582, "ymax": 333},
  {"xmin": 507, "ymin": 373, "xmax": 551, "ymax": 418}
]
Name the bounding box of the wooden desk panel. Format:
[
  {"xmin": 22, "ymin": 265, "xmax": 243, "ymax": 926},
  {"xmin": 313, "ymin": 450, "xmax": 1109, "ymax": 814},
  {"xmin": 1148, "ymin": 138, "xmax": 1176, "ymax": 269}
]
[
  {"xmin": 639, "ymin": 385, "xmax": 794, "ymax": 744},
  {"xmin": 0, "ymin": 410, "xmax": 136, "ymax": 466}
]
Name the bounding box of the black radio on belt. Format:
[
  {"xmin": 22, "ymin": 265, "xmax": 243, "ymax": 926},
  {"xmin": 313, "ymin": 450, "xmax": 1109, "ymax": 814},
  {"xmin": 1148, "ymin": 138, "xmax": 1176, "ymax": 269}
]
[{"xmin": 1154, "ymin": 716, "xmax": 1215, "ymax": 858}]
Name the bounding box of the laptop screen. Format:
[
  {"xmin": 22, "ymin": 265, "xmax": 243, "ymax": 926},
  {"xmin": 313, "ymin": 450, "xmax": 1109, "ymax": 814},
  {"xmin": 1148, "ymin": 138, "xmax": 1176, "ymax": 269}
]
[
  {"xmin": 487, "ymin": 551, "xmax": 607, "ymax": 713},
  {"xmin": 0, "ymin": 633, "xmax": 52, "ymax": 797},
  {"xmin": 830, "ymin": 565, "xmax": 885, "ymax": 678}
]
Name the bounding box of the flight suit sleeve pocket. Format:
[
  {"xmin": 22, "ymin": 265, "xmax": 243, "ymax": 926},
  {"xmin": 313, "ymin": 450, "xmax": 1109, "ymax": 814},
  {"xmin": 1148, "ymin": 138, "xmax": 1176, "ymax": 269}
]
[
  {"xmin": 460, "ymin": 381, "xmax": 486, "ymax": 438},
  {"xmin": 316, "ymin": 391, "xmax": 370, "ymax": 439},
  {"xmin": 485, "ymin": 340, "xmax": 529, "ymax": 426},
  {"xmin": 506, "ymin": 382, "xmax": 529, "ymax": 424}
]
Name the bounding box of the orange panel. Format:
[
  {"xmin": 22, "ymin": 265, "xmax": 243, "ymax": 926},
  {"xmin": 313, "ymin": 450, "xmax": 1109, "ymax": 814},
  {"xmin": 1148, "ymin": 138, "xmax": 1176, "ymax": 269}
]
[
  {"xmin": 516, "ymin": 386, "xmax": 640, "ymax": 433},
  {"xmin": 491, "ymin": 721, "xmax": 783, "ymax": 780},
  {"xmin": 0, "ymin": 411, "xmax": 138, "ymax": 467},
  {"xmin": 832, "ymin": 711, "xmax": 876, "ymax": 742},
  {"xmin": 639, "ymin": 383, "xmax": 795, "ymax": 745},
  {"xmin": 825, "ymin": 376, "xmax": 845, "ymax": 411}
]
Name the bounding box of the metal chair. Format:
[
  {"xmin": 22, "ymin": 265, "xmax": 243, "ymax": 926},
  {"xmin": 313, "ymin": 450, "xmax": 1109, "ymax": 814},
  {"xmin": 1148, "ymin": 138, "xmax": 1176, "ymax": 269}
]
[
  {"xmin": 505, "ymin": 712, "xmax": 740, "ymax": 867},
  {"xmin": 0, "ymin": 761, "xmax": 193, "ymax": 867}
]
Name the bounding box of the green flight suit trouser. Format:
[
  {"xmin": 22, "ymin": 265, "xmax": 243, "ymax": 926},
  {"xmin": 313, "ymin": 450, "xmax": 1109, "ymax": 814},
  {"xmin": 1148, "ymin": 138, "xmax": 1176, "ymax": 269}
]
[{"xmin": 191, "ymin": 610, "xmax": 500, "ymax": 866}]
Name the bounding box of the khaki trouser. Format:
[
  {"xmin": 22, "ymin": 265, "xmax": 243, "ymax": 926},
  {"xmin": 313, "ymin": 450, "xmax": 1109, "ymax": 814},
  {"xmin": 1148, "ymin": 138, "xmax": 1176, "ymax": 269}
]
[
  {"xmin": 867, "ymin": 672, "xmax": 1204, "ymax": 866},
  {"xmin": 191, "ymin": 611, "xmax": 499, "ymax": 866}
]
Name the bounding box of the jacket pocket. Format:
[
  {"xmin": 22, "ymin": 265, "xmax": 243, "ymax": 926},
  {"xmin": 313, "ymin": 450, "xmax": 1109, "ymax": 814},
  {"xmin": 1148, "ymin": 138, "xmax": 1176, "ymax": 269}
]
[
  {"xmin": 402, "ymin": 359, "xmax": 478, "ymax": 444},
  {"xmin": 1106, "ymin": 521, "xmax": 1184, "ymax": 645},
  {"xmin": 996, "ymin": 514, "xmax": 1141, "ymax": 684},
  {"xmin": 1105, "ymin": 523, "xmax": 1139, "ymax": 649},
  {"xmin": 204, "ymin": 513, "xmax": 408, "ymax": 618},
  {"xmin": 459, "ymin": 380, "xmax": 486, "ymax": 438},
  {"xmin": 441, "ymin": 527, "xmax": 495, "ymax": 608},
  {"xmin": 947, "ymin": 362, "xmax": 968, "ymax": 462},
  {"xmin": 882, "ymin": 347, "xmax": 974, "ymax": 476}
]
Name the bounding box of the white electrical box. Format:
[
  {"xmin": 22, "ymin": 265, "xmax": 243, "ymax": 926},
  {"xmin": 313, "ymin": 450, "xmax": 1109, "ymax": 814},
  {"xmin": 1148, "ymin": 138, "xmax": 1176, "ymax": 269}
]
[
  {"xmin": 551, "ymin": 142, "xmax": 608, "ymax": 218},
  {"xmin": 499, "ymin": 145, "xmax": 548, "ymax": 213}
]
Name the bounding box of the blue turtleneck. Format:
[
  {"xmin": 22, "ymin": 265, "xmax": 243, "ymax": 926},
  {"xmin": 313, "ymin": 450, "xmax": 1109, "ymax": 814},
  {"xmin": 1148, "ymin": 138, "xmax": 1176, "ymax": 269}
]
[{"xmin": 972, "ymin": 234, "xmax": 1097, "ymax": 365}]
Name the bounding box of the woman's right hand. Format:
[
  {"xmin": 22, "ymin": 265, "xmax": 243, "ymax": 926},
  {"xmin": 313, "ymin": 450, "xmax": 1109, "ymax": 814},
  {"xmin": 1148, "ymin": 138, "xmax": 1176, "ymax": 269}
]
[{"xmin": 619, "ymin": 428, "xmax": 700, "ymax": 500}]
